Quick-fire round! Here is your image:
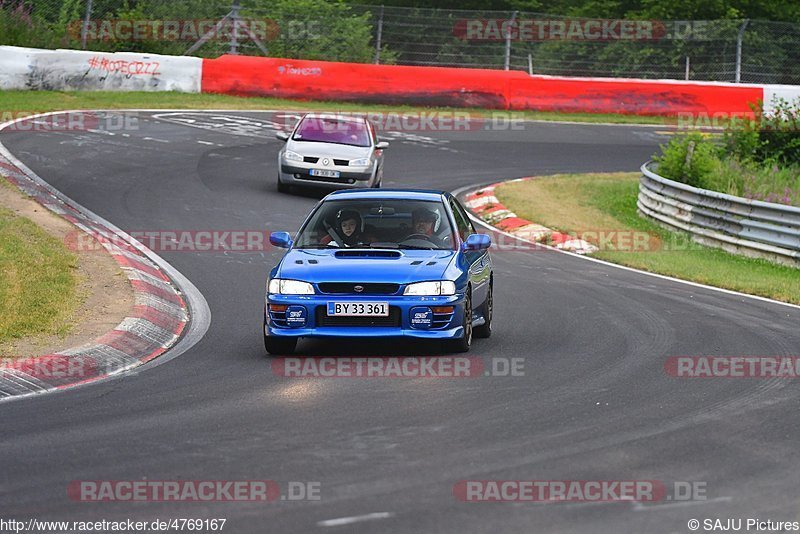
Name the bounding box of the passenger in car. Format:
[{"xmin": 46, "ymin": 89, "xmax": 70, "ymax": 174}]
[{"xmin": 320, "ymin": 209, "xmax": 372, "ymax": 247}]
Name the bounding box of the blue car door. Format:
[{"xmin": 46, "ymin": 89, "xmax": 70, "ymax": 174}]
[{"xmin": 449, "ymin": 198, "xmax": 491, "ymax": 309}]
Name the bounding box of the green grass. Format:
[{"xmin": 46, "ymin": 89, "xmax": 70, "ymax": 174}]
[
  {"xmin": 0, "ymin": 90, "xmax": 670, "ymax": 125},
  {"xmin": 496, "ymin": 173, "xmax": 800, "ymax": 304},
  {"xmin": 0, "ymin": 197, "xmax": 80, "ymax": 351}
]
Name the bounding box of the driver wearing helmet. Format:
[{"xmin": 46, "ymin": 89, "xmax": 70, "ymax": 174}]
[
  {"xmin": 321, "ymin": 208, "xmax": 370, "ymax": 247},
  {"xmin": 412, "ymin": 208, "xmax": 438, "ymax": 236},
  {"xmin": 404, "ymin": 208, "xmax": 444, "ymax": 247}
]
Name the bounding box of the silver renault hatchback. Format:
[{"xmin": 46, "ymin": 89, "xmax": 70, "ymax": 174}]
[{"xmin": 275, "ymin": 113, "xmax": 388, "ymax": 192}]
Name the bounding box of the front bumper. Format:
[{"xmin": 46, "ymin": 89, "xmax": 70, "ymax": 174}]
[
  {"xmin": 264, "ymin": 293, "xmax": 465, "ymax": 339},
  {"xmin": 279, "ymin": 163, "xmax": 374, "ymax": 188}
]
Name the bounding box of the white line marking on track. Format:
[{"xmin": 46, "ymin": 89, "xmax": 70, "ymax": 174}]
[
  {"xmin": 196, "ymin": 140, "xmax": 215, "ymax": 145},
  {"xmin": 317, "ymin": 512, "xmax": 395, "ymax": 527},
  {"xmin": 142, "ymin": 137, "xmax": 170, "ymax": 143},
  {"xmin": 632, "ymin": 496, "xmax": 732, "ymax": 511}
]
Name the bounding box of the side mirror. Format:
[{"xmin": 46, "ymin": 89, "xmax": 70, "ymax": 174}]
[
  {"xmin": 462, "ymin": 233, "xmax": 491, "ymax": 251},
  {"xmin": 270, "ymin": 231, "xmax": 293, "ymax": 248},
  {"xmin": 275, "ymin": 131, "xmax": 289, "ymax": 141},
  {"xmin": 375, "ymin": 141, "xmax": 389, "ymax": 149}
]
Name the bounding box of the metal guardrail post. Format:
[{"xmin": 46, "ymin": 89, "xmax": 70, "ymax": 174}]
[
  {"xmin": 504, "ymin": 11, "xmax": 517, "ymax": 71},
  {"xmin": 735, "ymin": 19, "xmax": 750, "ymax": 83},
  {"xmin": 374, "ymin": 5, "xmax": 384, "ymax": 65},
  {"xmin": 81, "ymin": 0, "xmax": 94, "ymax": 50}
]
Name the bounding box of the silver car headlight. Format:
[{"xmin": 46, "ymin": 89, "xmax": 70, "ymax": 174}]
[
  {"xmin": 283, "ymin": 150, "xmax": 303, "ymax": 163},
  {"xmin": 350, "ymin": 157, "xmax": 370, "ymax": 167},
  {"xmin": 268, "ymin": 278, "xmax": 315, "ymax": 295},
  {"xmin": 403, "ymin": 281, "xmax": 456, "ymax": 296}
]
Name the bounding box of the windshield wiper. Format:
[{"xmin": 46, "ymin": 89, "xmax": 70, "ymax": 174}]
[{"xmin": 397, "ymin": 244, "xmax": 436, "ymax": 250}]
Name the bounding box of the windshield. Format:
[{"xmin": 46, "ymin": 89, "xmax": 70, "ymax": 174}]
[
  {"xmin": 294, "ymin": 199, "xmax": 456, "ymax": 250},
  {"xmin": 292, "ymin": 116, "xmax": 371, "ymax": 147}
]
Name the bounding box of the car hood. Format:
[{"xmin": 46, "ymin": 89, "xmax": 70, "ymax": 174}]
[
  {"xmin": 277, "ymin": 248, "xmax": 456, "ymax": 284},
  {"xmin": 286, "ymin": 140, "xmax": 371, "ymax": 158}
]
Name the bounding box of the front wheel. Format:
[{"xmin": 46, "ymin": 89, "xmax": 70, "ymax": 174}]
[
  {"xmin": 264, "ymin": 318, "xmax": 297, "ymax": 355},
  {"xmin": 474, "ymin": 282, "xmax": 492, "ymax": 339},
  {"xmin": 447, "ymin": 291, "xmax": 472, "ymax": 353},
  {"xmin": 277, "ymin": 179, "xmax": 290, "ymax": 193}
]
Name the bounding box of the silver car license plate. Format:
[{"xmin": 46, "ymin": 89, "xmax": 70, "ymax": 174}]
[{"xmin": 310, "ymin": 169, "xmax": 340, "ymax": 178}]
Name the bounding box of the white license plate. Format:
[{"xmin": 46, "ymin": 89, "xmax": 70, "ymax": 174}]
[
  {"xmin": 327, "ymin": 302, "xmax": 389, "ymax": 317},
  {"xmin": 310, "ymin": 169, "xmax": 340, "ymax": 178}
]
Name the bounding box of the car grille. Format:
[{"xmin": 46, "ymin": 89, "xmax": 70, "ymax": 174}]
[
  {"xmin": 317, "ymin": 282, "xmax": 400, "ymax": 295},
  {"xmin": 316, "ymin": 306, "xmax": 401, "ymax": 327},
  {"xmin": 301, "ymin": 157, "xmax": 349, "ymax": 166}
]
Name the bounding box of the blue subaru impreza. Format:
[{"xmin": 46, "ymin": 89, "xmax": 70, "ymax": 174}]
[{"xmin": 263, "ymin": 189, "xmax": 493, "ymax": 354}]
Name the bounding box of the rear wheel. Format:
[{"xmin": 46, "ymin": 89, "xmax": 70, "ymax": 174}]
[
  {"xmin": 447, "ymin": 290, "xmax": 472, "ymax": 353},
  {"xmin": 474, "ymin": 281, "xmax": 492, "ymax": 339}
]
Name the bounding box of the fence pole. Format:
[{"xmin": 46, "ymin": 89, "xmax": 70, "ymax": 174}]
[
  {"xmin": 81, "ymin": 0, "xmax": 94, "ymax": 50},
  {"xmin": 504, "ymin": 11, "xmax": 517, "ymax": 70},
  {"xmin": 735, "ymin": 19, "xmax": 749, "ymax": 83},
  {"xmin": 374, "ymin": 5, "xmax": 384, "ymax": 64},
  {"xmin": 685, "ymin": 56, "xmax": 690, "ymax": 80},
  {"xmin": 527, "ymin": 53, "xmax": 533, "ymax": 75},
  {"xmin": 229, "ymin": 0, "xmax": 240, "ymax": 55}
]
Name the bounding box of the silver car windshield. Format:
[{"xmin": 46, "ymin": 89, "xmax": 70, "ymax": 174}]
[
  {"xmin": 292, "ymin": 117, "xmax": 371, "ymax": 148},
  {"xmin": 294, "ymin": 199, "xmax": 456, "ymax": 250}
]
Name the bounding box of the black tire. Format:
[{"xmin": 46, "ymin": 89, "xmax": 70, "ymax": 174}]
[
  {"xmin": 277, "ymin": 178, "xmax": 290, "ymax": 193},
  {"xmin": 474, "ymin": 281, "xmax": 492, "ymax": 339},
  {"xmin": 264, "ymin": 333, "xmax": 297, "ymax": 355},
  {"xmin": 263, "ymin": 314, "xmax": 297, "ymax": 355},
  {"xmin": 447, "ymin": 290, "xmax": 473, "ymax": 353}
]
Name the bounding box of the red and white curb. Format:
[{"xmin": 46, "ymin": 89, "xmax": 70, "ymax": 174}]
[
  {"xmin": 463, "ymin": 179, "xmax": 598, "ymax": 254},
  {"xmin": 0, "ymin": 120, "xmax": 201, "ymax": 400}
]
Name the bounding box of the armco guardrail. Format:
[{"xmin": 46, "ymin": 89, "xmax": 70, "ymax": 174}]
[{"xmin": 638, "ymin": 162, "xmax": 800, "ymax": 267}]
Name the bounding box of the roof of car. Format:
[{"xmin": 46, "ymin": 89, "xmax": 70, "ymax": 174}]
[{"xmin": 324, "ymin": 189, "xmax": 447, "ymax": 202}]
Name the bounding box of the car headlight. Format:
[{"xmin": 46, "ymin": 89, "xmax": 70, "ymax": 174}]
[
  {"xmin": 268, "ymin": 278, "xmax": 315, "ymax": 295},
  {"xmin": 403, "ymin": 281, "xmax": 456, "ymax": 296},
  {"xmin": 350, "ymin": 157, "xmax": 370, "ymax": 167},
  {"xmin": 283, "ymin": 150, "xmax": 303, "ymax": 163}
]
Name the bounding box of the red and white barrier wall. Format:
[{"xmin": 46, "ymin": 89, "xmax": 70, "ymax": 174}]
[{"xmin": 0, "ymin": 45, "xmax": 798, "ymax": 115}]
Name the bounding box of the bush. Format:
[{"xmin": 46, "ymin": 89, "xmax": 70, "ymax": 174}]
[
  {"xmin": 725, "ymin": 97, "xmax": 800, "ymax": 166},
  {"xmin": 653, "ymin": 132, "xmax": 720, "ymax": 187}
]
